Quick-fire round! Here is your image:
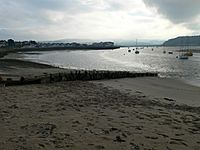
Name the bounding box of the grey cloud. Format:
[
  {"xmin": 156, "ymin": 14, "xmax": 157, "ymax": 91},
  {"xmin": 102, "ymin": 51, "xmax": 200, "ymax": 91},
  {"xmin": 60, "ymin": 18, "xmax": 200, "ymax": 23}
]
[
  {"xmin": 105, "ymin": 1, "xmax": 127, "ymax": 11},
  {"xmin": 185, "ymin": 22, "xmax": 200, "ymax": 31},
  {"xmin": 143, "ymin": 0, "xmax": 200, "ymax": 24},
  {"xmin": 0, "ymin": 29, "xmax": 12, "ymax": 40},
  {"xmin": 20, "ymin": 0, "xmax": 97, "ymax": 14},
  {"xmin": 21, "ymin": 0, "xmax": 71, "ymax": 11},
  {"xmin": 2, "ymin": 0, "xmax": 80, "ymax": 12},
  {"xmin": 0, "ymin": 28, "xmax": 36, "ymax": 40},
  {"xmin": 0, "ymin": 0, "xmax": 124, "ymax": 30},
  {"xmin": 0, "ymin": 0, "xmax": 53, "ymax": 28},
  {"xmin": 0, "ymin": 0, "xmax": 109, "ymax": 29},
  {"xmin": 0, "ymin": 0, "xmax": 109, "ymax": 40},
  {"xmin": 1, "ymin": 0, "xmax": 193, "ymax": 40}
]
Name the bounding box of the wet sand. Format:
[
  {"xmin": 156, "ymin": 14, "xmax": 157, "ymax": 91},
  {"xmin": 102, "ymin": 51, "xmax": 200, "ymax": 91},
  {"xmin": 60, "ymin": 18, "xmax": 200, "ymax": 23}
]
[
  {"xmin": 0, "ymin": 59, "xmax": 71, "ymax": 79},
  {"xmin": 93, "ymin": 77, "xmax": 200, "ymax": 107},
  {"xmin": 0, "ymin": 80, "xmax": 200, "ymax": 150}
]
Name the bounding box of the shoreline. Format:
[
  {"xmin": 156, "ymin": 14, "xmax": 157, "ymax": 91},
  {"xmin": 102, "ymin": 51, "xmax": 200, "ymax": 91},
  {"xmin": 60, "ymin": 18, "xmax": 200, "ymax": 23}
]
[
  {"xmin": 0, "ymin": 58, "xmax": 71, "ymax": 79},
  {"xmin": 1, "ymin": 49, "xmax": 199, "ymax": 104},
  {"xmin": 3, "ymin": 47, "xmax": 200, "ymax": 89},
  {"xmin": 1, "ymin": 52, "xmax": 199, "ymax": 88},
  {"xmin": 1, "ymin": 57, "xmax": 199, "ymax": 107},
  {"xmin": 1, "ymin": 50, "xmax": 200, "ymax": 149},
  {"xmin": 0, "ymin": 46, "xmax": 120, "ymax": 57},
  {"xmin": 0, "ymin": 58, "xmax": 158, "ymax": 86},
  {"xmin": 1, "ymin": 55, "xmax": 199, "ymax": 106},
  {"xmin": 0, "ymin": 48, "xmax": 16, "ymax": 58}
]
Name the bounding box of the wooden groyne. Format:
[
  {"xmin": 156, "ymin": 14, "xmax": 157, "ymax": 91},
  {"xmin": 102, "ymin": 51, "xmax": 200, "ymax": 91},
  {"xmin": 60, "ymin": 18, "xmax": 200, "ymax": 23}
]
[{"xmin": 0, "ymin": 70, "xmax": 158, "ymax": 86}]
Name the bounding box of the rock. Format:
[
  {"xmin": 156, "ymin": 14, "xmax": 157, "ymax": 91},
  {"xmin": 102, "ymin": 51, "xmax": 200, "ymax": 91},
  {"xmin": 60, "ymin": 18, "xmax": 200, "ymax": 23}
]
[
  {"xmin": 95, "ymin": 145, "xmax": 105, "ymax": 149},
  {"xmin": 114, "ymin": 136, "xmax": 125, "ymax": 142},
  {"xmin": 164, "ymin": 98, "xmax": 175, "ymax": 102},
  {"xmin": 130, "ymin": 143, "xmax": 140, "ymax": 150}
]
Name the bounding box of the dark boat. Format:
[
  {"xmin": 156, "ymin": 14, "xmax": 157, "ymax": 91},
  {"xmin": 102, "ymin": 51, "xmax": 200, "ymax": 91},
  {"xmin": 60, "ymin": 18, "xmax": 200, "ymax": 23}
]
[
  {"xmin": 135, "ymin": 50, "xmax": 140, "ymax": 54},
  {"xmin": 168, "ymin": 51, "xmax": 173, "ymax": 54}
]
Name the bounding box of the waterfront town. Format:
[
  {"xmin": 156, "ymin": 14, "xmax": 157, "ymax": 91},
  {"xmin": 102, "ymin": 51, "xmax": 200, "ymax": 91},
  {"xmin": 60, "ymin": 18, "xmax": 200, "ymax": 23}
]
[{"xmin": 0, "ymin": 39, "xmax": 117, "ymax": 50}]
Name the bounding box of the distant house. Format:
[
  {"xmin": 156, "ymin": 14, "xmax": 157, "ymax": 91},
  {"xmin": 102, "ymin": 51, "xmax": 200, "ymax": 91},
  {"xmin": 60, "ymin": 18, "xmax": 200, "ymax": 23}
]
[
  {"xmin": 103, "ymin": 42, "xmax": 114, "ymax": 47},
  {"xmin": 0, "ymin": 39, "xmax": 117, "ymax": 50},
  {"xmin": 8, "ymin": 39, "xmax": 15, "ymax": 48},
  {"xmin": 71, "ymin": 42, "xmax": 81, "ymax": 47},
  {"xmin": 91, "ymin": 42, "xmax": 114, "ymax": 47},
  {"xmin": 0, "ymin": 40, "xmax": 7, "ymax": 48},
  {"xmin": 15, "ymin": 42, "xmax": 23, "ymax": 48},
  {"xmin": 20, "ymin": 40, "xmax": 38, "ymax": 48}
]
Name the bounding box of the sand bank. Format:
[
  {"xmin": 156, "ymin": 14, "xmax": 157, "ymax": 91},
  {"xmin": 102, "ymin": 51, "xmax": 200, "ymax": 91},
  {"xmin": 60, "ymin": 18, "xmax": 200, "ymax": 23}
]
[
  {"xmin": 0, "ymin": 80, "xmax": 200, "ymax": 150},
  {"xmin": 93, "ymin": 77, "xmax": 200, "ymax": 107},
  {"xmin": 0, "ymin": 59, "xmax": 71, "ymax": 79},
  {"xmin": 0, "ymin": 58, "xmax": 158, "ymax": 87}
]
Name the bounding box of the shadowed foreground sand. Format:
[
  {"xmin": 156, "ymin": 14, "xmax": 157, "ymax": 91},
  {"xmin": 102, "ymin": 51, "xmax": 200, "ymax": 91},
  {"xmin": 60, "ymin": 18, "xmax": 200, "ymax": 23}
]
[{"xmin": 0, "ymin": 81, "xmax": 200, "ymax": 150}]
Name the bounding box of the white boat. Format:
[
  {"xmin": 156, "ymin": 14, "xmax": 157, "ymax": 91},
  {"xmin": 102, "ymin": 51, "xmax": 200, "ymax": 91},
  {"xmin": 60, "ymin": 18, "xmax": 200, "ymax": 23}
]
[{"xmin": 177, "ymin": 55, "xmax": 188, "ymax": 59}]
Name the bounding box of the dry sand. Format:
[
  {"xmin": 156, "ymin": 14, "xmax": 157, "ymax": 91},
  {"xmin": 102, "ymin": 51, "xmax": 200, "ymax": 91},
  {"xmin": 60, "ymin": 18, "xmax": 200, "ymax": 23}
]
[{"xmin": 0, "ymin": 80, "xmax": 200, "ymax": 150}]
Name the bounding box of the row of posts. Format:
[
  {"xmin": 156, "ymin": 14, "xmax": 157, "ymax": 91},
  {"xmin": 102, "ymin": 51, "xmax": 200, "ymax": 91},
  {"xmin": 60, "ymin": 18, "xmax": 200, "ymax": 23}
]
[
  {"xmin": 41, "ymin": 70, "xmax": 158, "ymax": 83},
  {"xmin": 1, "ymin": 70, "xmax": 158, "ymax": 86}
]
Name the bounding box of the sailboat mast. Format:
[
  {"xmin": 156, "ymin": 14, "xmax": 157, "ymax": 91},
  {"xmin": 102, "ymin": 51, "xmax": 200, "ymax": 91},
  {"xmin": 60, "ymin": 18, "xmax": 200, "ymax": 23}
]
[{"xmin": 136, "ymin": 39, "xmax": 138, "ymax": 49}]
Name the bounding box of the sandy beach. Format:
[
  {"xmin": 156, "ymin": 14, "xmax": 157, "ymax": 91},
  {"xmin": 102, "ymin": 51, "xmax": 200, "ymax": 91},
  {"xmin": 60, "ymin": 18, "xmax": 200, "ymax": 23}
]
[
  {"xmin": 0, "ymin": 54, "xmax": 200, "ymax": 150},
  {"xmin": 1, "ymin": 0, "xmax": 200, "ymax": 149},
  {"xmin": 0, "ymin": 76, "xmax": 200, "ymax": 149}
]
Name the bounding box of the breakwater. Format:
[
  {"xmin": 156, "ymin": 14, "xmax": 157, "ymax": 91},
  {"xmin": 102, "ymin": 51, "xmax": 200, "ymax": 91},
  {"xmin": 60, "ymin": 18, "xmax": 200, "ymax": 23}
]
[{"xmin": 0, "ymin": 70, "xmax": 158, "ymax": 86}]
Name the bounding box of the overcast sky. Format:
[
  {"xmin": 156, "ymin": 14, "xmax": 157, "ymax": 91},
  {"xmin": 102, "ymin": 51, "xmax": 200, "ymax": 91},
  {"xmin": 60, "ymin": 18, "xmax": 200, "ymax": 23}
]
[{"xmin": 0, "ymin": 0, "xmax": 200, "ymax": 41}]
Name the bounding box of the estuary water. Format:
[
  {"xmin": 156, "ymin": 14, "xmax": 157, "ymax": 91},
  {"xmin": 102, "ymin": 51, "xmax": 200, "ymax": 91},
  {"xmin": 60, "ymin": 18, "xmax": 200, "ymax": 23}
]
[{"xmin": 5, "ymin": 47, "xmax": 200, "ymax": 87}]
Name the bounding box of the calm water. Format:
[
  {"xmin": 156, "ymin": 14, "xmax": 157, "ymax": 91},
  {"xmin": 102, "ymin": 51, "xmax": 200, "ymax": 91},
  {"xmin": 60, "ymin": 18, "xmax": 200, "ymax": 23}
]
[{"xmin": 5, "ymin": 47, "xmax": 200, "ymax": 87}]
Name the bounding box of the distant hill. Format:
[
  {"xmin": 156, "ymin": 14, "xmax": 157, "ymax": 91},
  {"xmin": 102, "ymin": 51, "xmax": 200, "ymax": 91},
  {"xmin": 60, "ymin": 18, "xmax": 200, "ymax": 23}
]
[
  {"xmin": 163, "ymin": 36, "xmax": 200, "ymax": 46},
  {"xmin": 45, "ymin": 39, "xmax": 96, "ymax": 44},
  {"xmin": 47, "ymin": 38, "xmax": 164, "ymax": 46},
  {"xmin": 113, "ymin": 39, "xmax": 164, "ymax": 46}
]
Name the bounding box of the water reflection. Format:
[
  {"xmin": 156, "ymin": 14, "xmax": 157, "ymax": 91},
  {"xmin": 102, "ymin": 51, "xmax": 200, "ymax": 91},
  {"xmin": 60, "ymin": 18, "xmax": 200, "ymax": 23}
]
[{"xmin": 4, "ymin": 47, "xmax": 200, "ymax": 86}]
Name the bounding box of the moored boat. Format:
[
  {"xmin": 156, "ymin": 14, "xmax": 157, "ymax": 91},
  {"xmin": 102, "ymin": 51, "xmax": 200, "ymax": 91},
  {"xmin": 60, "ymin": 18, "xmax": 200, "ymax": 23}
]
[
  {"xmin": 135, "ymin": 50, "xmax": 139, "ymax": 54},
  {"xmin": 135, "ymin": 39, "xmax": 139, "ymax": 54},
  {"xmin": 168, "ymin": 51, "xmax": 173, "ymax": 54},
  {"xmin": 177, "ymin": 55, "xmax": 188, "ymax": 59},
  {"xmin": 184, "ymin": 51, "xmax": 193, "ymax": 56}
]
